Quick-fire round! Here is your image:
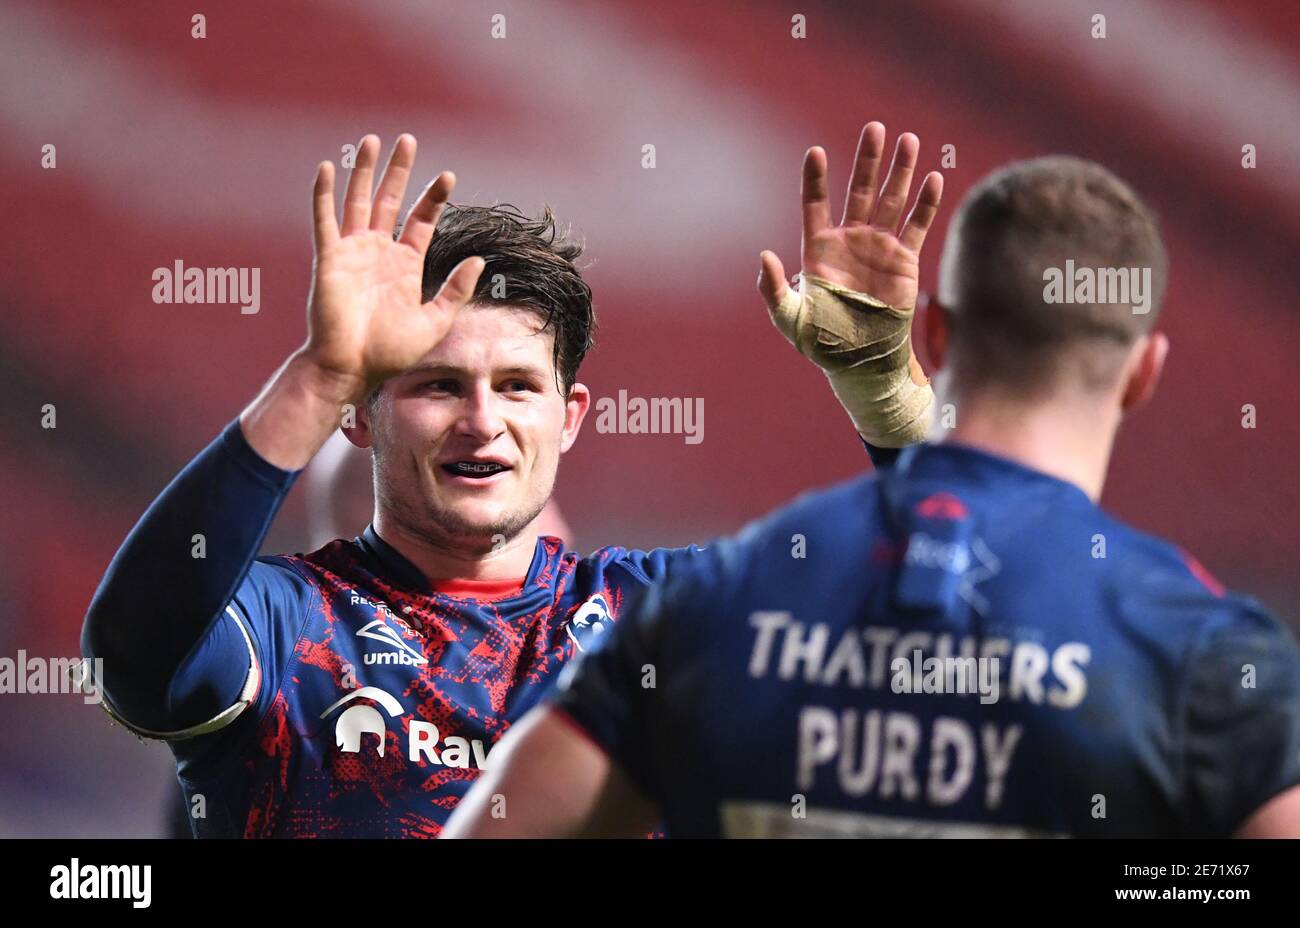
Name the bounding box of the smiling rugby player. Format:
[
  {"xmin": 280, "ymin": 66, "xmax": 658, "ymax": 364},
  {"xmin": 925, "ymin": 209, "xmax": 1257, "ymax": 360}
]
[{"xmin": 82, "ymin": 127, "xmax": 941, "ymax": 836}]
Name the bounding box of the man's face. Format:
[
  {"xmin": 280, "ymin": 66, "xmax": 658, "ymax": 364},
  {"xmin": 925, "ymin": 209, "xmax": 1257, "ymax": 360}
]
[{"xmin": 356, "ymin": 304, "xmax": 588, "ymax": 550}]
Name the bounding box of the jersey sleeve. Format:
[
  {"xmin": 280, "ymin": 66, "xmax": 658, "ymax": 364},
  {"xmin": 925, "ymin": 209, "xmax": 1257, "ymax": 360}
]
[
  {"xmin": 550, "ymin": 577, "xmax": 669, "ymax": 803},
  {"xmin": 552, "ymin": 541, "xmax": 735, "ymax": 803},
  {"xmin": 81, "ymin": 418, "xmax": 311, "ymax": 739},
  {"xmin": 1181, "ymin": 601, "xmax": 1300, "ymax": 835},
  {"xmin": 608, "ymin": 544, "xmax": 708, "ymax": 586}
]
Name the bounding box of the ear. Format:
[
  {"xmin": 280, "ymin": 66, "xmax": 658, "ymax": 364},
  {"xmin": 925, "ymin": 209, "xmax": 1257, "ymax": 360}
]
[
  {"xmin": 560, "ymin": 383, "xmax": 592, "ymax": 453},
  {"xmin": 923, "ymin": 299, "xmax": 953, "ymax": 371},
  {"xmin": 1120, "ymin": 331, "xmax": 1169, "ymax": 414},
  {"xmin": 343, "ymin": 396, "xmax": 376, "ymax": 450}
]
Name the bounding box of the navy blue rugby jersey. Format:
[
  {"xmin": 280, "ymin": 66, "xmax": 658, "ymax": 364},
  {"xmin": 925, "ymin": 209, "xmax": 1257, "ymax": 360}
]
[{"xmin": 553, "ymin": 443, "xmax": 1300, "ymax": 837}]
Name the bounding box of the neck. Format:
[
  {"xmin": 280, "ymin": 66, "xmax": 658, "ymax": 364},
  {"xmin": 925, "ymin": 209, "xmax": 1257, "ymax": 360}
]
[
  {"xmin": 938, "ymin": 378, "xmax": 1119, "ymax": 502},
  {"xmin": 372, "ymin": 510, "xmax": 541, "ymax": 582}
]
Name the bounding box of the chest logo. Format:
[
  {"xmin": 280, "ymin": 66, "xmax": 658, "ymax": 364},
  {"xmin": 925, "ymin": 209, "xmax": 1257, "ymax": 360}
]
[
  {"xmin": 318, "ymin": 686, "xmax": 497, "ymax": 768},
  {"xmin": 357, "ymin": 617, "xmax": 429, "ymax": 665},
  {"xmin": 319, "ymin": 687, "xmax": 406, "ymax": 757},
  {"xmin": 566, "ymin": 593, "xmax": 614, "ymax": 653}
]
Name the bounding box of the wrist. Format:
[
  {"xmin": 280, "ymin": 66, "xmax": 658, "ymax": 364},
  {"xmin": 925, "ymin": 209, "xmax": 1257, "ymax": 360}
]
[
  {"xmin": 238, "ymin": 351, "xmax": 363, "ymax": 472},
  {"xmin": 289, "ymin": 348, "xmax": 369, "ymax": 409}
]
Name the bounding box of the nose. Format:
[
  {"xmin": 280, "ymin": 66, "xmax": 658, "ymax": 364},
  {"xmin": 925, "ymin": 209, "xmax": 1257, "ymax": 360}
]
[{"xmin": 452, "ymin": 381, "xmax": 506, "ymax": 443}]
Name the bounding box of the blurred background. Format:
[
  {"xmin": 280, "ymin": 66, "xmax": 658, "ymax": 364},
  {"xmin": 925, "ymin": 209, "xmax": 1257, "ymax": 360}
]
[{"xmin": 1, "ymin": 0, "xmax": 1296, "ymax": 836}]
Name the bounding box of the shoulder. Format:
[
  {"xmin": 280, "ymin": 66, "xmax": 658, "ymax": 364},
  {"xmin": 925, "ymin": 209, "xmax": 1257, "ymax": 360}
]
[
  {"xmin": 738, "ymin": 471, "xmax": 882, "ymax": 546},
  {"xmin": 577, "ymin": 543, "xmax": 706, "ymax": 586},
  {"xmin": 638, "ymin": 472, "xmax": 885, "ymax": 608},
  {"xmin": 580, "ymin": 472, "xmax": 883, "ymax": 589},
  {"xmin": 1085, "ymin": 511, "xmax": 1297, "ymax": 668},
  {"xmin": 274, "ymin": 538, "xmax": 360, "ymax": 578},
  {"xmin": 1089, "ymin": 511, "xmax": 1234, "ymax": 610},
  {"xmin": 258, "ymin": 540, "xmax": 384, "ymax": 602}
]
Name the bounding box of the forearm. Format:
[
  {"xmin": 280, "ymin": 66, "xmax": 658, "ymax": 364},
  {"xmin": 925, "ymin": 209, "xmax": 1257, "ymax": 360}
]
[
  {"xmin": 239, "ymin": 348, "xmax": 365, "ymax": 471},
  {"xmin": 83, "ymin": 363, "xmax": 321, "ymax": 722},
  {"xmin": 848, "ymin": 352, "xmax": 925, "ymax": 469},
  {"xmin": 444, "ymin": 707, "xmax": 655, "ymax": 838},
  {"xmin": 771, "ymin": 274, "xmax": 935, "ymax": 449}
]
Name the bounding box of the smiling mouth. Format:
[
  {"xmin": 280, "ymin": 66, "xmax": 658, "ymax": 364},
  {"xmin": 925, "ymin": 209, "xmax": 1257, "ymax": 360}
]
[{"xmin": 441, "ymin": 461, "xmax": 511, "ymax": 479}]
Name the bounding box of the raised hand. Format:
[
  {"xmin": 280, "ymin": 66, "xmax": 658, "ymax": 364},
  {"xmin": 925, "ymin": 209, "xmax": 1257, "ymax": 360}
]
[
  {"xmin": 759, "ymin": 121, "xmax": 943, "ymax": 315},
  {"xmin": 304, "ymin": 133, "xmax": 485, "ymax": 402}
]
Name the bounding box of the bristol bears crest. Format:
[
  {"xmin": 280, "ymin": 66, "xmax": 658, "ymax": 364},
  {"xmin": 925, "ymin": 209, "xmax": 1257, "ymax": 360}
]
[{"xmin": 565, "ymin": 593, "xmax": 614, "ymax": 652}]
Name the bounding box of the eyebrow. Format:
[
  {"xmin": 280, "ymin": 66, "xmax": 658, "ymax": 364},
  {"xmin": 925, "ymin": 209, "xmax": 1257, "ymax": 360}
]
[{"xmin": 402, "ymin": 363, "xmax": 549, "ymax": 379}]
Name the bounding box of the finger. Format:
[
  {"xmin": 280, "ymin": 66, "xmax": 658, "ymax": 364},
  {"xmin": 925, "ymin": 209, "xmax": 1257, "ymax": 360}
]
[
  {"xmin": 340, "ymin": 135, "xmax": 380, "ymax": 236},
  {"xmin": 841, "ymin": 121, "xmax": 886, "ymax": 225},
  {"xmin": 870, "ymin": 132, "xmax": 919, "ymax": 231},
  {"xmin": 397, "ymin": 170, "xmax": 456, "ymax": 256},
  {"xmin": 900, "ymin": 171, "xmax": 945, "ymax": 253},
  {"xmin": 801, "ymin": 146, "xmax": 832, "ymax": 241},
  {"xmin": 428, "ymin": 255, "xmax": 485, "ymax": 315},
  {"xmin": 312, "ymin": 161, "xmax": 339, "ymax": 254},
  {"xmin": 757, "ymin": 250, "xmax": 789, "ymax": 309},
  {"xmin": 370, "ymin": 134, "xmax": 417, "ymax": 235}
]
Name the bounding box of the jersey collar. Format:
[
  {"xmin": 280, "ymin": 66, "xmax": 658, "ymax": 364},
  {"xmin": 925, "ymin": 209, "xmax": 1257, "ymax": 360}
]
[
  {"xmin": 893, "ymin": 442, "xmax": 1094, "ymax": 506},
  {"xmin": 355, "ymin": 524, "xmax": 555, "ymax": 598}
]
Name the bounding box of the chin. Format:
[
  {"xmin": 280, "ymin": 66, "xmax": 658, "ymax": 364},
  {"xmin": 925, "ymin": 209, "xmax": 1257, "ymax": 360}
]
[
  {"xmin": 450, "ymin": 507, "xmax": 508, "ymax": 536},
  {"xmin": 430, "ymin": 498, "xmax": 536, "ymax": 543}
]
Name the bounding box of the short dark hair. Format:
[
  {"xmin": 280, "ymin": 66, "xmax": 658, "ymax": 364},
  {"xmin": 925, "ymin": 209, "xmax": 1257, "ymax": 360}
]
[
  {"xmin": 408, "ymin": 202, "xmax": 595, "ymax": 395},
  {"xmin": 938, "ymin": 156, "xmax": 1167, "ymax": 394}
]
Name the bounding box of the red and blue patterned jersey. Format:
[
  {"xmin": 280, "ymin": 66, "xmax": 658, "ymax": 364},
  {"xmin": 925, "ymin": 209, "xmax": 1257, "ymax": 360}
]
[
  {"xmin": 204, "ymin": 531, "xmax": 689, "ymax": 838},
  {"xmin": 82, "ymin": 420, "xmax": 698, "ymax": 837}
]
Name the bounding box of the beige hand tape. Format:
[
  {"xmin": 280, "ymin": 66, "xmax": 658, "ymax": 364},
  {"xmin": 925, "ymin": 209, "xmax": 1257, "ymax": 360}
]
[{"xmin": 769, "ymin": 273, "xmax": 934, "ymax": 448}]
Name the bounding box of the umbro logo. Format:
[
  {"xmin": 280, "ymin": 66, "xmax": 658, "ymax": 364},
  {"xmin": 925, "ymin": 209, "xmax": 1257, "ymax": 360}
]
[{"xmin": 357, "ymin": 618, "xmax": 428, "ymax": 665}]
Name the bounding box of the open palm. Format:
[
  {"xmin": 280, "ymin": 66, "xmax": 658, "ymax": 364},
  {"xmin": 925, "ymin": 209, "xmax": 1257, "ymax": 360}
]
[
  {"xmin": 305, "ymin": 134, "xmax": 484, "ymax": 398},
  {"xmin": 760, "ymin": 122, "xmax": 943, "ymax": 315}
]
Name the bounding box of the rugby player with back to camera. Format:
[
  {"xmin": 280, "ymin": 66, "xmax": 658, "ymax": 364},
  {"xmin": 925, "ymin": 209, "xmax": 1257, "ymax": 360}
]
[
  {"xmin": 82, "ymin": 127, "xmax": 944, "ymax": 836},
  {"xmin": 447, "ymin": 155, "xmax": 1300, "ymax": 839}
]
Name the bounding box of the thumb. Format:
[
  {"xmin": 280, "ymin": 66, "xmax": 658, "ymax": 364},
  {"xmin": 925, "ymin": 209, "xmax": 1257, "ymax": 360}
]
[
  {"xmin": 422, "ymin": 256, "xmax": 484, "ymax": 339},
  {"xmin": 757, "ymin": 250, "xmax": 789, "ymax": 310},
  {"xmin": 429, "ymin": 256, "xmax": 485, "ymax": 313}
]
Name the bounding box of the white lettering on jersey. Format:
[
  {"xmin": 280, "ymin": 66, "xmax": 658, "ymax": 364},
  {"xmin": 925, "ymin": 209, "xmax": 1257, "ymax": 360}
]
[{"xmin": 796, "ymin": 707, "xmax": 1023, "ymax": 811}]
